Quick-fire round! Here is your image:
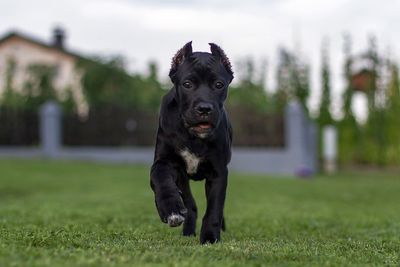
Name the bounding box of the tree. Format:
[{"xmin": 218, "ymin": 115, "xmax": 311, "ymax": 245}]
[
  {"xmin": 24, "ymin": 64, "xmax": 58, "ymax": 111},
  {"xmin": 77, "ymin": 57, "xmax": 165, "ymax": 112},
  {"xmin": 316, "ymin": 39, "xmax": 335, "ymax": 164},
  {"xmin": 385, "ymin": 63, "xmax": 400, "ymax": 164},
  {"xmin": 338, "ymin": 33, "xmax": 361, "ymax": 165},
  {"xmin": 1, "ymin": 59, "xmax": 25, "ymax": 109},
  {"xmin": 137, "ymin": 61, "xmax": 165, "ymax": 110},
  {"xmin": 60, "ymin": 87, "xmax": 77, "ymax": 113},
  {"xmin": 364, "ymin": 35, "xmax": 388, "ymax": 166},
  {"xmin": 228, "ymin": 57, "xmax": 272, "ymax": 113},
  {"xmin": 341, "ymin": 34, "xmax": 354, "ymax": 120},
  {"xmin": 77, "ymin": 56, "xmax": 137, "ymax": 109},
  {"xmin": 274, "ymin": 47, "xmax": 310, "ymax": 114},
  {"xmin": 317, "ymin": 38, "xmax": 333, "ymax": 126}
]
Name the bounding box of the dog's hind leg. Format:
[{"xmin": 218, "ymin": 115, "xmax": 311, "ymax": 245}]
[
  {"xmin": 178, "ymin": 177, "xmax": 197, "ymax": 236},
  {"xmin": 221, "ymin": 216, "xmax": 226, "ymax": 232}
]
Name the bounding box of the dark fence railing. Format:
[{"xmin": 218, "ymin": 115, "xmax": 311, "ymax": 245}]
[
  {"xmin": 0, "ymin": 105, "xmax": 285, "ymax": 147},
  {"xmin": 0, "ymin": 108, "xmax": 39, "ymax": 146},
  {"xmin": 63, "ymin": 106, "xmax": 159, "ymax": 146},
  {"xmin": 228, "ymin": 106, "xmax": 284, "ymax": 147}
]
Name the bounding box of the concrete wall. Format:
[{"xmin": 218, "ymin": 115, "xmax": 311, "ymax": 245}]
[{"xmin": 229, "ymin": 101, "xmax": 317, "ymax": 175}]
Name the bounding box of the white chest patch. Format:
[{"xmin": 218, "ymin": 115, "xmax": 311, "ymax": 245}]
[{"xmin": 179, "ymin": 148, "xmax": 201, "ymax": 175}]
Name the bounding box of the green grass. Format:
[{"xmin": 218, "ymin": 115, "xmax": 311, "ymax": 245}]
[{"xmin": 0, "ymin": 160, "xmax": 399, "ymax": 266}]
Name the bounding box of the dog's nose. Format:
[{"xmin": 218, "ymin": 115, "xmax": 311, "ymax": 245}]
[{"xmin": 195, "ymin": 102, "xmax": 214, "ymax": 115}]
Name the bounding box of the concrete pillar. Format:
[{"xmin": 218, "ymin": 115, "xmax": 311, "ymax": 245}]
[
  {"xmin": 285, "ymin": 101, "xmax": 316, "ymax": 176},
  {"xmin": 322, "ymin": 125, "xmax": 337, "ymax": 174},
  {"xmin": 39, "ymin": 101, "xmax": 61, "ymax": 157},
  {"xmin": 307, "ymin": 122, "xmax": 318, "ymax": 173},
  {"xmin": 285, "ymin": 101, "xmax": 305, "ymax": 175}
]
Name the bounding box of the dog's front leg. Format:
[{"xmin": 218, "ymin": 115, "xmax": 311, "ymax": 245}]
[
  {"xmin": 150, "ymin": 161, "xmax": 187, "ymax": 227},
  {"xmin": 200, "ymin": 167, "xmax": 228, "ymax": 244}
]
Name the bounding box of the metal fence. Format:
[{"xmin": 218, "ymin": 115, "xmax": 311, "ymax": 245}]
[
  {"xmin": 0, "ymin": 105, "xmax": 284, "ymax": 147},
  {"xmin": 0, "ymin": 101, "xmax": 317, "ymax": 175}
]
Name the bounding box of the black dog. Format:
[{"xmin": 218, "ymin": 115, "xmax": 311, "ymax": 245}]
[{"xmin": 150, "ymin": 42, "xmax": 234, "ymax": 244}]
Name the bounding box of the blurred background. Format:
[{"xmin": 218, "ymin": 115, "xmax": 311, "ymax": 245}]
[{"xmin": 0, "ymin": 0, "xmax": 399, "ymax": 174}]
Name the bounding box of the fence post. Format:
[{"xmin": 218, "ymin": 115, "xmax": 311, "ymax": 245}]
[
  {"xmin": 285, "ymin": 101, "xmax": 316, "ymax": 176},
  {"xmin": 307, "ymin": 121, "xmax": 318, "ymax": 173},
  {"xmin": 39, "ymin": 101, "xmax": 62, "ymax": 157},
  {"xmin": 322, "ymin": 125, "xmax": 337, "ymax": 174}
]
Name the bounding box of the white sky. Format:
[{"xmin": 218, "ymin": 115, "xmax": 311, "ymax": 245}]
[{"xmin": 1, "ymin": 0, "xmax": 399, "ymax": 119}]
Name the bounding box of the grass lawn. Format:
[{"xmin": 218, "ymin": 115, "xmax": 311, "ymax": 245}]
[{"xmin": 0, "ymin": 160, "xmax": 399, "ymax": 266}]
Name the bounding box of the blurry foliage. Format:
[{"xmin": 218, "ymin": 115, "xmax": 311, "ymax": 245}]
[
  {"xmin": 77, "ymin": 57, "xmax": 164, "ymax": 112},
  {"xmin": 317, "ymin": 39, "xmax": 333, "ymax": 127},
  {"xmin": 61, "ymin": 87, "xmax": 77, "ymax": 114},
  {"xmin": 337, "ymin": 34, "xmax": 359, "ymax": 165},
  {"xmin": 316, "ymin": 39, "xmax": 334, "ymax": 161},
  {"xmin": 385, "ymin": 64, "xmax": 400, "ymax": 163},
  {"xmin": 23, "ymin": 64, "xmax": 58, "ymax": 111},
  {"xmin": 0, "ymin": 56, "xmax": 166, "ymax": 113},
  {"xmin": 1, "ymin": 59, "xmax": 25, "ymax": 110},
  {"xmin": 1, "ymin": 61, "xmax": 62, "ymax": 111},
  {"xmin": 227, "ymin": 57, "xmax": 274, "ymax": 113},
  {"xmin": 227, "ymin": 58, "xmax": 284, "ymax": 147},
  {"xmin": 337, "ymin": 34, "xmax": 400, "ymax": 166},
  {"xmin": 275, "ymin": 47, "xmax": 310, "ymax": 114}
]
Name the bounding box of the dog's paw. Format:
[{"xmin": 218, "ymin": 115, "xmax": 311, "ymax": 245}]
[
  {"xmin": 167, "ymin": 213, "xmax": 185, "ymax": 227},
  {"xmin": 182, "ymin": 222, "xmax": 196, "ymax": 236},
  {"xmin": 182, "ymin": 209, "xmax": 197, "ymax": 236},
  {"xmin": 183, "ymin": 222, "xmax": 196, "ymax": 236},
  {"xmin": 155, "ymin": 193, "xmax": 187, "ymax": 226},
  {"xmin": 200, "ymin": 229, "xmax": 220, "ymax": 244}
]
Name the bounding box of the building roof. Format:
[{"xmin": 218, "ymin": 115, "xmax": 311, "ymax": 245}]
[{"xmin": 0, "ymin": 30, "xmax": 85, "ymax": 60}]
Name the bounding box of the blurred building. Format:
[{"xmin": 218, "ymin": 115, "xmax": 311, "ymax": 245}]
[{"xmin": 0, "ymin": 28, "xmax": 85, "ymax": 112}]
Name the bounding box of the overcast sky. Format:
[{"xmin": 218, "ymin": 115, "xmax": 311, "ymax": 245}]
[{"xmin": 1, "ymin": 0, "xmax": 399, "ymax": 118}]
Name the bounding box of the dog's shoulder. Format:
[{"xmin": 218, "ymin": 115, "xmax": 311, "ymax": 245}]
[
  {"xmin": 159, "ymin": 88, "xmax": 179, "ymax": 130},
  {"xmin": 160, "ymin": 88, "xmax": 176, "ymax": 112}
]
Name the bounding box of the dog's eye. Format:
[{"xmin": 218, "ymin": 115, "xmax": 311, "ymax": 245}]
[
  {"xmin": 215, "ymin": 81, "xmax": 225, "ymax": 89},
  {"xmin": 182, "ymin": 81, "xmax": 193, "ymax": 89}
]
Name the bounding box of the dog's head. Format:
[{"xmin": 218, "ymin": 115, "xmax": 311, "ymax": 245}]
[{"xmin": 169, "ymin": 42, "xmax": 234, "ymax": 139}]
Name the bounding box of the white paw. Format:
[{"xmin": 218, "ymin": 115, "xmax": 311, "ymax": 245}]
[{"xmin": 167, "ymin": 213, "xmax": 185, "ymax": 227}]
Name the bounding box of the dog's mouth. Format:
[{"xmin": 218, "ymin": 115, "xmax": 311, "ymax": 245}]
[
  {"xmin": 189, "ymin": 122, "xmax": 214, "ymax": 134},
  {"xmin": 182, "ymin": 116, "xmax": 216, "ymax": 138},
  {"xmin": 191, "ymin": 122, "xmax": 213, "ymax": 131}
]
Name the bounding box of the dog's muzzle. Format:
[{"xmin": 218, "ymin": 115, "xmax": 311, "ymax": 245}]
[{"xmin": 182, "ymin": 102, "xmax": 219, "ymax": 138}]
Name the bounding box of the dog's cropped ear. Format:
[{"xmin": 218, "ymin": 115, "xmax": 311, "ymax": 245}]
[
  {"xmin": 169, "ymin": 41, "xmax": 193, "ymax": 82},
  {"xmin": 209, "ymin": 43, "xmax": 234, "ymax": 80}
]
